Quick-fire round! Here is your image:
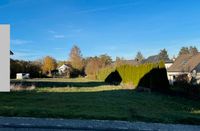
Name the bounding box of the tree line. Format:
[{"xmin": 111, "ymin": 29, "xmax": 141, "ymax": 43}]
[{"xmin": 10, "ymin": 45, "xmax": 199, "ymax": 79}]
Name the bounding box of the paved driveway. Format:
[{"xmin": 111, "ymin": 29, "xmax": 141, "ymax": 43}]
[{"xmin": 0, "ymin": 117, "xmax": 200, "ymax": 131}]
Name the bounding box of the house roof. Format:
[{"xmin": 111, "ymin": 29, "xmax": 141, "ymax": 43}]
[
  {"xmin": 142, "ymin": 55, "xmax": 173, "ymax": 64},
  {"xmin": 143, "ymin": 55, "xmax": 160, "ymax": 63},
  {"xmin": 168, "ymin": 53, "xmax": 200, "ymax": 72},
  {"xmin": 58, "ymin": 64, "xmax": 72, "ymax": 69}
]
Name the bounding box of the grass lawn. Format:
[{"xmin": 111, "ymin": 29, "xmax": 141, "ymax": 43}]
[{"xmin": 3, "ymin": 78, "xmax": 200, "ymax": 124}]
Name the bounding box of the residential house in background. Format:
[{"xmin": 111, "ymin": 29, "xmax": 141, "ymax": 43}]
[
  {"xmin": 143, "ymin": 55, "xmax": 160, "ymax": 63},
  {"xmin": 167, "ymin": 53, "xmax": 200, "ymax": 85},
  {"xmin": 143, "ymin": 55, "xmax": 174, "ymax": 69},
  {"xmin": 113, "ymin": 55, "xmax": 174, "ymax": 69},
  {"xmin": 57, "ymin": 64, "xmax": 72, "ymax": 77},
  {"xmin": 164, "ymin": 61, "xmax": 174, "ymax": 69}
]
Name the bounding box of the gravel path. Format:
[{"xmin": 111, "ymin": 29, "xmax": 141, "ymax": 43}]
[{"xmin": 0, "ymin": 116, "xmax": 200, "ymax": 131}]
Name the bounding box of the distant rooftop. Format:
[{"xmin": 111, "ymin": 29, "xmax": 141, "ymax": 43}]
[
  {"xmin": 168, "ymin": 53, "xmax": 200, "ymax": 72},
  {"xmin": 142, "ymin": 55, "xmax": 173, "ymax": 64}
]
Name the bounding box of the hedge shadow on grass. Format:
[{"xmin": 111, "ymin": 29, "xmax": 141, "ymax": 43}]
[
  {"xmin": 10, "ymin": 81, "xmax": 109, "ymax": 88},
  {"xmin": 105, "ymin": 70, "xmax": 122, "ymax": 85},
  {"xmin": 137, "ymin": 68, "xmax": 170, "ymax": 92},
  {"xmin": 104, "ymin": 66, "xmax": 170, "ymax": 92}
]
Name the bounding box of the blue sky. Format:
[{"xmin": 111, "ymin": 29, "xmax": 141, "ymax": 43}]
[{"xmin": 1, "ymin": 0, "xmax": 200, "ymax": 61}]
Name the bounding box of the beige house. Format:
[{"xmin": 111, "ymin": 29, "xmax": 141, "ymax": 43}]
[{"xmin": 167, "ymin": 53, "xmax": 200, "ymax": 85}]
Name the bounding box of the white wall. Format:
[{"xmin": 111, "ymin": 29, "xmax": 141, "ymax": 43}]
[
  {"xmin": 167, "ymin": 72, "xmax": 188, "ymax": 85},
  {"xmin": 165, "ymin": 63, "xmax": 173, "ymax": 69},
  {"xmin": 0, "ymin": 25, "xmax": 10, "ymax": 92}
]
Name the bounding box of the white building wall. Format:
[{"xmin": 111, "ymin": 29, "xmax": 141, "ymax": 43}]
[
  {"xmin": 197, "ymin": 73, "xmax": 200, "ymax": 84},
  {"xmin": 167, "ymin": 72, "xmax": 188, "ymax": 85},
  {"xmin": 165, "ymin": 63, "xmax": 173, "ymax": 69}
]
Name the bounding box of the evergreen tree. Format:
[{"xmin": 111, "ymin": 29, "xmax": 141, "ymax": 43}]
[
  {"xmin": 178, "ymin": 46, "xmax": 199, "ymax": 56},
  {"xmin": 189, "ymin": 46, "xmax": 198, "ymax": 55},
  {"xmin": 178, "ymin": 47, "xmax": 190, "ymax": 56},
  {"xmin": 135, "ymin": 51, "xmax": 144, "ymax": 62},
  {"xmin": 158, "ymin": 49, "xmax": 169, "ymax": 61}
]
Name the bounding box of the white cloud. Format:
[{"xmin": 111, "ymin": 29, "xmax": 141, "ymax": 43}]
[
  {"xmin": 11, "ymin": 39, "xmax": 32, "ymax": 45},
  {"xmin": 48, "ymin": 30, "xmax": 65, "ymax": 39},
  {"xmin": 54, "ymin": 35, "xmax": 65, "ymax": 39}
]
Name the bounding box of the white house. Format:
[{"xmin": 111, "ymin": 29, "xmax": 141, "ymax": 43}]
[
  {"xmin": 58, "ymin": 64, "xmax": 71, "ymax": 75},
  {"xmin": 167, "ymin": 53, "xmax": 200, "ymax": 85},
  {"xmin": 165, "ymin": 61, "xmax": 173, "ymax": 69}
]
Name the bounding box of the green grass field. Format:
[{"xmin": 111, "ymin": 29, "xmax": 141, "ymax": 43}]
[{"xmin": 3, "ymin": 78, "xmax": 200, "ymax": 124}]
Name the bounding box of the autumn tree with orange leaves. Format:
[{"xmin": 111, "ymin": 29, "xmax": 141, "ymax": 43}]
[{"xmin": 42, "ymin": 56, "xmax": 57, "ymax": 76}]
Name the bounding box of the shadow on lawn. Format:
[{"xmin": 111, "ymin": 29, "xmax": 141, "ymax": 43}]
[{"xmin": 10, "ymin": 81, "xmax": 110, "ymax": 88}]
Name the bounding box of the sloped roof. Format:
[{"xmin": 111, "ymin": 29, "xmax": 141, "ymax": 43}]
[
  {"xmin": 58, "ymin": 64, "xmax": 72, "ymax": 69},
  {"xmin": 168, "ymin": 53, "xmax": 200, "ymax": 72},
  {"xmin": 142, "ymin": 55, "xmax": 172, "ymax": 63},
  {"xmin": 143, "ymin": 55, "xmax": 160, "ymax": 63}
]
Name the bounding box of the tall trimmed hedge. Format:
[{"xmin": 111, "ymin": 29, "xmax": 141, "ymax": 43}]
[
  {"xmin": 117, "ymin": 61, "xmax": 169, "ymax": 91},
  {"xmin": 96, "ymin": 66, "xmax": 115, "ymax": 80},
  {"xmin": 98, "ymin": 61, "xmax": 169, "ymax": 91},
  {"xmin": 116, "ymin": 63, "xmax": 153, "ymax": 85}
]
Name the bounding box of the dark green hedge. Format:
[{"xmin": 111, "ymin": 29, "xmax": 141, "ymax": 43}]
[
  {"xmin": 116, "ymin": 61, "xmax": 169, "ymax": 91},
  {"xmin": 98, "ymin": 61, "xmax": 169, "ymax": 91}
]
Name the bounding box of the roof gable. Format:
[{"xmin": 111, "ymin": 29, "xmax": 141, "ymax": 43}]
[{"xmin": 168, "ymin": 53, "xmax": 200, "ymax": 72}]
